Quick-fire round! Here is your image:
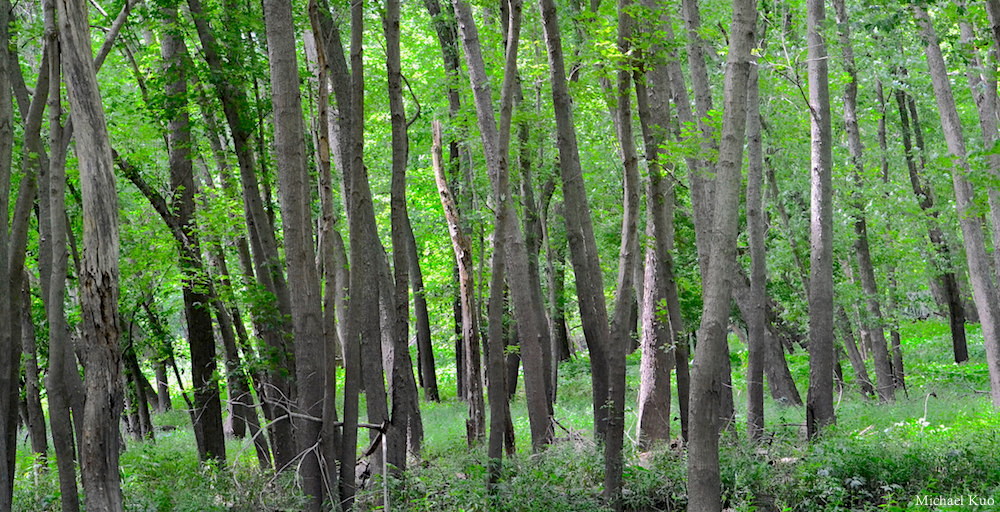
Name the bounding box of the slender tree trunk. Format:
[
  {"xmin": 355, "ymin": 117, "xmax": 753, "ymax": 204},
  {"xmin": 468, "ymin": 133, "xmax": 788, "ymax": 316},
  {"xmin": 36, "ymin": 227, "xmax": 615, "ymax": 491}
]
[
  {"xmin": 686, "ymin": 1, "xmax": 756, "ymax": 510},
  {"xmin": 633, "ymin": 0, "xmax": 680, "ymax": 448},
  {"xmin": 538, "ymin": 0, "xmax": 613, "ymax": 446},
  {"xmin": 913, "ymin": 6, "xmax": 1000, "ymax": 407},
  {"xmin": 836, "ymin": 306, "xmax": 876, "ymax": 398},
  {"xmin": 58, "ymin": 0, "xmax": 127, "ymax": 506},
  {"xmin": 485, "ymin": 221, "xmax": 512, "ymax": 487},
  {"xmin": 307, "ymin": 3, "xmax": 343, "ymax": 499},
  {"xmin": 959, "ymin": 17, "xmax": 1000, "ymax": 276},
  {"xmin": 20, "ymin": 281, "xmax": 48, "ymax": 459},
  {"xmin": 453, "ymin": 0, "xmax": 553, "ymax": 450},
  {"xmin": 161, "ymin": 4, "xmax": 227, "ymax": 461},
  {"xmin": 433, "ymin": 121, "xmax": 486, "ymax": 444},
  {"xmin": 0, "ymin": 1, "xmax": 16, "ymax": 506},
  {"xmin": 383, "ymin": 0, "xmax": 425, "ymax": 468},
  {"xmin": 41, "ymin": 6, "xmax": 82, "ymax": 510},
  {"xmin": 805, "ymin": 0, "xmax": 836, "ymax": 437},
  {"xmin": 187, "ymin": 0, "xmax": 297, "ymax": 467},
  {"xmin": 745, "ymin": 53, "xmax": 766, "ymax": 442},
  {"xmin": 406, "ymin": 227, "xmax": 439, "ymax": 401},
  {"xmin": 833, "ymin": 0, "xmax": 894, "ymax": 403},
  {"xmin": 893, "ymin": 85, "xmax": 968, "ymax": 363}
]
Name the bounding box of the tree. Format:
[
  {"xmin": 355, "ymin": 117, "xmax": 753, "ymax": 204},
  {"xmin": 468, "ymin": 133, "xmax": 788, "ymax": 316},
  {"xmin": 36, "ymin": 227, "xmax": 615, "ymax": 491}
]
[
  {"xmin": 833, "ymin": 0, "xmax": 894, "ymax": 404},
  {"xmin": 686, "ymin": 0, "xmax": 756, "ymax": 510},
  {"xmin": 57, "ymin": 0, "xmax": 126, "ymax": 508},
  {"xmin": 913, "ymin": 4, "xmax": 1000, "ymax": 408},
  {"xmin": 805, "ymin": 0, "xmax": 836, "ymax": 437}
]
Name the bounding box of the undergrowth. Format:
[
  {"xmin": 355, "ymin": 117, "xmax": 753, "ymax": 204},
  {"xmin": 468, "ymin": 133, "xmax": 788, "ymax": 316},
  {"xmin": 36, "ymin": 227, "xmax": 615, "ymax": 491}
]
[{"xmin": 12, "ymin": 319, "xmax": 1000, "ymax": 511}]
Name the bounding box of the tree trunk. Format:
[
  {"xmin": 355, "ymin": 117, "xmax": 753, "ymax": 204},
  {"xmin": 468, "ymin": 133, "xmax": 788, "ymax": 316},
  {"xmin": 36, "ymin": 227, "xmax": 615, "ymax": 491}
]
[
  {"xmin": 686, "ymin": 1, "xmax": 756, "ymax": 510},
  {"xmin": 0, "ymin": 1, "xmax": 16, "ymax": 506},
  {"xmin": 41, "ymin": 6, "xmax": 83, "ymax": 510},
  {"xmin": 384, "ymin": 0, "xmax": 424, "ymax": 468},
  {"xmin": 433, "ymin": 120, "xmax": 486, "ymax": 444},
  {"xmin": 406, "ymin": 226, "xmax": 439, "ymax": 401},
  {"xmin": 836, "ymin": 306, "xmax": 876, "ymax": 398},
  {"xmin": 893, "ymin": 85, "xmax": 968, "ymax": 363},
  {"xmin": 20, "ymin": 280, "xmax": 48, "ymax": 459},
  {"xmin": 187, "ymin": 0, "xmax": 297, "ymax": 468},
  {"xmin": 959, "ymin": 17, "xmax": 1000, "ymax": 277},
  {"xmin": 262, "ymin": 0, "xmax": 329, "ymax": 505},
  {"xmin": 913, "ymin": 6, "xmax": 1000, "ymax": 407},
  {"xmin": 632, "ymin": 0, "xmax": 680, "ymax": 448},
  {"xmin": 538, "ymin": 0, "xmax": 613, "ymax": 447},
  {"xmin": 161, "ymin": 4, "xmax": 227, "ymax": 461},
  {"xmin": 58, "ymin": 0, "xmax": 127, "ymax": 506},
  {"xmin": 453, "ymin": 0, "xmax": 553, "ymax": 450},
  {"xmin": 833, "ymin": 0, "xmax": 894, "ymax": 403},
  {"xmin": 745, "ymin": 52, "xmax": 766, "ymax": 442},
  {"xmin": 485, "ymin": 228, "xmax": 513, "ymax": 487},
  {"xmin": 805, "ymin": 0, "xmax": 836, "ymax": 437}
]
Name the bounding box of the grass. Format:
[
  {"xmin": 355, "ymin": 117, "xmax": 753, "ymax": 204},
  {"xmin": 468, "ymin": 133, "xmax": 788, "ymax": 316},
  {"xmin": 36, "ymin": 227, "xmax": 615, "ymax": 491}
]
[{"xmin": 13, "ymin": 318, "xmax": 1000, "ymax": 511}]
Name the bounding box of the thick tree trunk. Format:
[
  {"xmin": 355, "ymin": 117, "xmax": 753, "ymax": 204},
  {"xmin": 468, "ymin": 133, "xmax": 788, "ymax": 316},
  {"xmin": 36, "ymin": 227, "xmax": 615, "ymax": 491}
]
[
  {"xmin": 453, "ymin": 0, "xmax": 553, "ymax": 450},
  {"xmin": 686, "ymin": 1, "xmax": 755, "ymax": 510},
  {"xmin": 58, "ymin": 0, "xmax": 127, "ymax": 507},
  {"xmin": 913, "ymin": 6, "xmax": 1000, "ymax": 407},
  {"xmin": 833, "ymin": 0, "xmax": 894, "ymax": 403},
  {"xmin": 262, "ymin": 0, "xmax": 329, "ymax": 505},
  {"xmin": 805, "ymin": 0, "xmax": 836, "ymax": 437}
]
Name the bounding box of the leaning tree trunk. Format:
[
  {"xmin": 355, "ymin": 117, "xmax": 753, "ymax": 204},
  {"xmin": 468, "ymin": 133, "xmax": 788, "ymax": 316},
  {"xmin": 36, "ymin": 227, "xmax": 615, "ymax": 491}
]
[
  {"xmin": 58, "ymin": 0, "xmax": 127, "ymax": 508},
  {"xmin": 537, "ymin": 0, "xmax": 613, "ymax": 446},
  {"xmin": 433, "ymin": 120, "xmax": 485, "ymax": 445},
  {"xmin": 453, "ymin": 0, "xmax": 553, "ymax": 450},
  {"xmin": 805, "ymin": 0, "xmax": 836, "ymax": 437},
  {"xmin": 913, "ymin": 6, "xmax": 1000, "ymax": 407},
  {"xmin": 892, "ymin": 85, "xmax": 968, "ymax": 363},
  {"xmin": 686, "ymin": 1, "xmax": 756, "ymax": 510}
]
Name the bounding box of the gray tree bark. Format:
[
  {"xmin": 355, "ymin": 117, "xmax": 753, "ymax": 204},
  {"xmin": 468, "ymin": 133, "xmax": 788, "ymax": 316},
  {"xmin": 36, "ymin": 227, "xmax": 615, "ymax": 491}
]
[
  {"xmin": 262, "ymin": 0, "xmax": 328, "ymax": 506},
  {"xmin": 805, "ymin": 0, "xmax": 836, "ymax": 437},
  {"xmin": 833, "ymin": 0, "xmax": 894, "ymax": 403},
  {"xmin": 914, "ymin": 6, "xmax": 1000, "ymax": 407},
  {"xmin": 453, "ymin": 0, "xmax": 553, "ymax": 450},
  {"xmin": 745, "ymin": 52, "xmax": 766, "ymax": 441},
  {"xmin": 58, "ymin": 0, "xmax": 127, "ymax": 507},
  {"xmin": 537, "ymin": 0, "xmax": 613, "ymax": 447},
  {"xmin": 686, "ymin": 0, "xmax": 756, "ymax": 509}
]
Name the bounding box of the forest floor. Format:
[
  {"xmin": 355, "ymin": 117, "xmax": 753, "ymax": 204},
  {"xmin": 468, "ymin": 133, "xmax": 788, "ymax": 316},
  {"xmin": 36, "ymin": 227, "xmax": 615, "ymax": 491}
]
[{"xmin": 13, "ymin": 319, "xmax": 1000, "ymax": 511}]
